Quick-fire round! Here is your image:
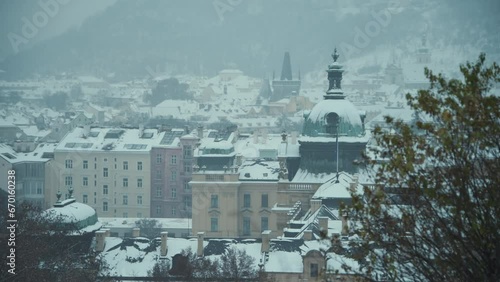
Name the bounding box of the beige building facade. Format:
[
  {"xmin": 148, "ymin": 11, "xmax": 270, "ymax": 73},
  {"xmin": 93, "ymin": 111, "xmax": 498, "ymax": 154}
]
[{"xmin": 190, "ymin": 168, "xmax": 279, "ymax": 239}]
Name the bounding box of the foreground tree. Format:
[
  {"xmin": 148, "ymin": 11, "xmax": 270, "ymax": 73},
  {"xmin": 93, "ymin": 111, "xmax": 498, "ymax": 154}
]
[
  {"xmin": 0, "ymin": 202, "xmax": 108, "ymax": 282},
  {"xmin": 220, "ymin": 247, "xmax": 258, "ymax": 281},
  {"xmin": 348, "ymin": 54, "xmax": 500, "ymax": 281}
]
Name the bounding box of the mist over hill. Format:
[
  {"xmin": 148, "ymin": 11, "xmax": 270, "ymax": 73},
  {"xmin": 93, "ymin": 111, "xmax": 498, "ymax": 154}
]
[{"xmin": 1, "ymin": 0, "xmax": 499, "ymax": 80}]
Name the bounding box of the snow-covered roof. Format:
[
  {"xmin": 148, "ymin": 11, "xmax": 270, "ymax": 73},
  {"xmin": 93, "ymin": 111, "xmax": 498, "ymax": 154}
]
[
  {"xmin": 152, "ymin": 99, "xmax": 199, "ymax": 119},
  {"xmin": 238, "ymin": 160, "xmax": 280, "ymax": 181},
  {"xmin": 298, "ymin": 134, "xmax": 370, "ymax": 144},
  {"xmin": 56, "ymin": 127, "xmax": 164, "ymax": 152},
  {"xmin": 313, "ymin": 172, "xmax": 362, "ymax": 199},
  {"xmin": 99, "ymin": 217, "xmax": 191, "ymax": 230},
  {"xmin": 291, "ymin": 169, "xmax": 339, "ymax": 184},
  {"xmin": 43, "ymin": 198, "xmax": 101, "ymax": 234},
  {"xmin": 0, "ymin": 143, "xmax": 56, "ymax": 163},
  {"xmin": 307, "ymin": 99, "xmax": 362, "ymax": 128}
]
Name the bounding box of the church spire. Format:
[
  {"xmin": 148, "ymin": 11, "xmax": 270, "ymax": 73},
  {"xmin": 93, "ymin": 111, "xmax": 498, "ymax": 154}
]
[
  {"xmin": 280, "ymin": 52, "xmax": 293, "ymax": 81},
  {"xmin": 325, "ymin": 48, "xmax": 345, "ymax": 99}
]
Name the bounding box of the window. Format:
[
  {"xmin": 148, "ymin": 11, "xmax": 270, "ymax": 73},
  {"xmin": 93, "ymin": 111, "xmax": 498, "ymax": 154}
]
[
  {"xmin": 244, "ymin": 194, "xmax": 251, "ymax": 208},
  {"xmin": 261, "ymin": 217, "xmax": 269, "ymax": 231},
  {"xmin": 210, "ymin": 195, "xmax": 218, "ymax": 208},
  {"xmin": 123, "ymin": 195, "xmax": 128, "ymax": 205},
  {"xmin": 137, "ymin": 195, "xmax": 142, "ymax": 205},
  {"xmin": 65, "ymin": 159, "xmax": 72, "ymax": 169},
  {"xmin": 103, "ymin": 185, "xmax": 108, "ymax": 195},
  {"xmin": 310, "ymin": 263, "xmax": 319, "ymax": 278},
  {"xmin": 183, "ymin": 195, "xmax": 192, "ymax": 209},
  {"xmin": 83, "ymin": 177, "xmax": 88, "ymax": 187},
  {"xmin": 83, "ymin": 160, "xmax": 88, "ymax": 169},
  {"xmin": 137, "ymin": 178, "xmax": 143, "ymax": 188},
  {"xmin": 104, "ymin": 158, "xmax": 107, "ymax": 162},
  {"xmin": 243, "ymin": 217, "xmax": 251, "ymax": 236},
  {"xmin": 65, "ymin": 176, "xmax": 72, "ymax": 186},
  {"xmin": 94, "ymin": 163, "xmax": 97, "ymax": 169},
  {"xmin": 156, "ymin": 186, "xmax": 162, "ymax": 197},
  {"xmin": 171, "ymin": 155, "xmax": 177, "ymax": 164},
  {"xmin": 171, "ymin": 187, "xmax": 177, "ymax": 198},
  {"xmin": 156, "ymin": 170, "xmax": 162, "ymax": 179},
  {"xmin": 137, "ymin": 212, "xmax": 142, "ymax": 218},
  {"xmin": 211, "ymin": 218, "xmax": 218, "ymax": 232},
  {"xmin": 123, "ymin": 178, "xmax": 128, "ymax": 187},
  {"xmin": 123, "ymin": 212, "xmax": 128, "ymax": 218},
  {"xmin": 171, "ymin": 206, "xmax": 176, "ymax": 216},
  {"xmin": 171, "ymin": 171, "xmax": 177, "ymax": 182},
  {"xmin": 184, "ymin": 163, "xmax": 191, "ymax": 173},
  {"xmin": 123, "ymin": 161, "xmax": 128, "ymax": 170},
  {"xmin": 103, "ymin": 201, "xmax": 108, "ymax": 212},
  {"xmin": 137, "ymin": 161, "xmax": 143, "ymax": 170},
  {"xmin": 83, "ymin": 195, "xmax": 88, "ymax": 204},
  {"xmin": 184, "ymin": 181, "xmax": 190, "ymax": 191},
  {"xmin": 36, "ymin": 183, "xmax": 43, "ymax": 194},
  {"xmin": 103, "ymin": 168, "xmax": 108, "ymax": 177},
  {"xmin": 156, "ymin": 154, "xmax": 162, "ymax": 163},
  {"xmin": 261, "ymin": 194, "xmax": 268, "ymax": 208},
  {"xmin": 183, "ymin": 145, "xmax": 192, "ymax": 158},
  {"xmin": 156, "ymin": 205, "xmax": 161, "ymax": 215}
]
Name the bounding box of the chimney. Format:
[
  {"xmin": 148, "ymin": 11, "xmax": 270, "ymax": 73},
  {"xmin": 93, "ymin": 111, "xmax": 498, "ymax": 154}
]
[
  {"xmin": 95, "ymin": 230, "xmax": 106, "ymax": 252},
  {"xmin": 197, "ymin": 125, "xmax": 203, "ymax": 139},
  {"xmin": 341, "ymin": 211, "xmax": 349, "ymax": 236},
  {"xmin": 253, "ymin": 131, "xmax": 259, "ymax": 144},
  {"xmin": 303, "ymin": 230, "xmax": 313, "ymax": 241},
  {"xmin": 102, "ymin": 228, "xmax": 111, "ymax": 237},
  {"xmin": 161, "ymin": 231, "xmax": 168, "ymax": 256},
  {"xmin": 291, "ymin": 131, "xmax": 298, "ymax": 145},
  {"xmin": 197, "ymin": 232, "xmax": 205, "ymax": 257},
  {"xmin": 139, "ymin": 124, "xmax": 144, "ymax": 137},
  {"xmin": 261, "ymin": 230, "xmax": 271, "ymax": 253},
  {"xmin": 310, "ymin": 199, "xmax": 322, "ymax": 213},
  {"xmin": 261, "ymin": 129, "xmax": 267, "ymax": 144},
  {"xmin": 236, "ymin": 154, "xmax": 243, "ymax": 166},
  {"xmin": 318, "ymin": 217, "xmax": 329, "ymax": 233},
  {"xmin": 83, "ymin": 124, "xmax": 90, "ymax": 137},
  {"xmin": 132, "ymin": 227, "xmax": 140, "ymax": 238}
]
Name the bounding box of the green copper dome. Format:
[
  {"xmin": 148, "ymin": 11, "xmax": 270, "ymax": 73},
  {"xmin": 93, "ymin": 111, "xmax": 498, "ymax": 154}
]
[
  {"xmin": 302, "ymin": 49, "xmax": 365, "ymax": 137},
  {"xmin": 302, "ymin": 99, "xmax": 364, "ymax": 137}
]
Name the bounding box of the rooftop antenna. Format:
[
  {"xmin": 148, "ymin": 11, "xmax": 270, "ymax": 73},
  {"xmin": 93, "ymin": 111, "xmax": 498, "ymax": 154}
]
[{"xmin": 336, "ymin": 121, "xmax": 340, "ymax": 183}]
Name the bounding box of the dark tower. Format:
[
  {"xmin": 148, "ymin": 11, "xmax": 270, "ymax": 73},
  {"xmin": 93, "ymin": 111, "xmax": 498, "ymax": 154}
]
[
  {"xmin": 271, "ymin": 52, "xmax": 301, "ymax": 102},
  {"xmin": 280, "ymin": 52, "xmax": 293, "ymax": 81}
]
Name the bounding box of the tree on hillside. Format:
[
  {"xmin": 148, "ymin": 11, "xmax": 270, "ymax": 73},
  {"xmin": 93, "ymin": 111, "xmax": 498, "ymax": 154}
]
[
  {"xmin": 0, "ymin": 202, "xmax": 108, "ymax": 282},
  {"xmin": 144, "ymin": 78, "xmax": 192, "ymax": 106},
  {"xmin": 43, "ymin": 91, "xmax": 68, "ymax": 110},
  {"xmin": 0, "ymin": 90, "xmax": 22, "ymax": 104},
  {"xmin": 345, "ymin": 54, "xmax": 500, "ymax": 281},
  {"xmin": 70, "ymin": 84, "xmax": 83, "ymax": 101}
]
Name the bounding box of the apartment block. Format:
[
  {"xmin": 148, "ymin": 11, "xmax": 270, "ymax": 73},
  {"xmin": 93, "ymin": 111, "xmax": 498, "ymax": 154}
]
[
  {"xmin": 51, "ymin": 126, "xmax": 164, "ymax": 218},
  {"xmin": 150, "ymin": 129, "xmax": 198, "ymax": 218}
]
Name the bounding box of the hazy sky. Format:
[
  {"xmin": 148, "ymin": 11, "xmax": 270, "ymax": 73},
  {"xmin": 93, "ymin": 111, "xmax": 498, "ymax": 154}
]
[{"xmin": 0, "ymin": 0, "xmax": 116, "ymax": 60}]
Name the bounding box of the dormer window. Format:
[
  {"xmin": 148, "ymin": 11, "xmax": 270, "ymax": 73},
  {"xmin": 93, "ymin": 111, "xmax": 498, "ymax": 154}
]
[{"xmin": 325, "ymin": 112, "xmax": 339, "ymax": 135}]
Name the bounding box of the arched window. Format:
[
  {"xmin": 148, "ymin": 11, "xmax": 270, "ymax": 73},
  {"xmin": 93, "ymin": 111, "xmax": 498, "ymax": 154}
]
[{"xmin": 325, "ymin": 112, "xmax": 340, "ymax": 135}]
